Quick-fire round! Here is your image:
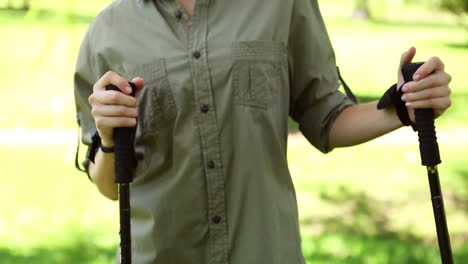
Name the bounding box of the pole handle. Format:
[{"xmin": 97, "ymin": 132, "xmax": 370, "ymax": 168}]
[
  {"xmin": 402, "ymin": 63, "xmax": 441, "ymax": 166},
  {"xmin": 106, "ymin": 83, "xmax": 137, "ymax": 184}
]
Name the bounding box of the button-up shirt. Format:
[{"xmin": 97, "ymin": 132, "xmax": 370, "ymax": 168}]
[{"xmin": 74, "ymin": 0, "xmax": 354, "ymax": 263}]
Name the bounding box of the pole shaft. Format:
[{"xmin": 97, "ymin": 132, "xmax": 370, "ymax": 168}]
[
  {"xmin": 106, "ymin": 84, "xmax": 136, "ymax": 264},
  {"xmin": 120, "ymin": 184, "xmax": 132, "ymax": 264},
  {"xmin": 402, "ymin": 63, "xmax": 453, "ymax": 264},
  {"xmin": 427, "ymin": 167, "xmax": 453, "ymax": 264}
]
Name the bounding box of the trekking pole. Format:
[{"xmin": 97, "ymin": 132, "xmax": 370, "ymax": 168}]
[
  {"xmin": 402, "ymin": 63, "xmax": 453, "ymax": 264},
  {"xmin": 106, "ymin": 83, "xmax": 137, "ymax": 264}
]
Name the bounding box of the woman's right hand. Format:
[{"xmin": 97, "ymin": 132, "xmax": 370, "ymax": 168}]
[{"xmin": 88, "ymin": 71, "xmax": 145, "ymax": 148}]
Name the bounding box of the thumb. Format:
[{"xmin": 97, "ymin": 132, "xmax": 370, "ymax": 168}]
[
  {"xmin": 130, "ymin": 77, "xmax": 145, "ymax": 97},
  {"xmin": 399, "ymin": 47, "xmax": 416, "ymax": 70},
  {"xmin": 398, "ymin": 47, "xmax": 416, "ymax": 87}
]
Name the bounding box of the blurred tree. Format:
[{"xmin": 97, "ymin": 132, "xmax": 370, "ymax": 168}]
[
  {"xmin": 353, "ymin": 0, "xmax": 372, "ymax": 20},
  {"xmin": 23, "ymin": 0, "xmax": 30, "ymax": 10},
  {"xmin": 439, "ymin": 0, "xmax": 468, "ymax": 35},
  {"xmin": 5, "ymin": 0, "xmax": 30, "ymax": 10},
  {"xmin": 440, "ymin": 0, "xmax": 468, "ymax": 12}
]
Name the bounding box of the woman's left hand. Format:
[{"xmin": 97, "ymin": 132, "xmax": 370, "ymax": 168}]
[{"xmin": 397, "ymin": 47, "xmax": 452, "ymax": 122}]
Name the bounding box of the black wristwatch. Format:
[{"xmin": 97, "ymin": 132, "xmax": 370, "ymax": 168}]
[{"xmin": 92, "ymin": 130, "xmax": 114, "ymax": 153}]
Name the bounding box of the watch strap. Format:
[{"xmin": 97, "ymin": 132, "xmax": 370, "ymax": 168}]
[
  {"xmin": 99, "ymin": 142, "xmax": 114, "ymax": 153},
  {"xmin": 88, "ymin": 131, "xmax": 114, "ymax": 163}
]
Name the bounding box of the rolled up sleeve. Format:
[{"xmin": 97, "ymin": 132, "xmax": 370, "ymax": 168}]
[{"xmin": 288, "ymin": 0, "xmax": 354, "ymax": 153}]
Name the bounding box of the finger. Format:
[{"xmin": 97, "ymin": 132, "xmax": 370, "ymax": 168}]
[
  {"xmin": 402, "ymin": 86, "xmax": 451, "ymax": 102},
  {"xmin": 413, "ymin": 56, "xmax": 445, "ymax": 81},
  {"xmin": 92, "ymin": 104, "xmax": 138, "ymax": 118},
  {"xmin": 398, "ymin": 47, "xmax": 416, "ymax": 88},
  {"xmin": 405, "ymin": 97, "xmax": 452, "ymax": 110},
  {"xmin": 131, "ymin": 77, "xmax": 145, "ymax": 90},
  {"xmin": 399, "ymin": 47, "xmax": 416, "ymax": 69},
  {"xmin": 92, "ymin": 90, "xmax": 138, "ymax": 107},
  {"xmin": 130, "ymin": 76, "xmax": 145, "ymax": 98},
  {"xmin": 95, "ymin": 116, "xmax": 138, "ymax": 130},
  {"xmin": 402, "ymin": 72, "xmax": 452, "ymax": 93},
  {"xmin": 94, "ymin": 71, "xmax": 133, "ymax": 94}
]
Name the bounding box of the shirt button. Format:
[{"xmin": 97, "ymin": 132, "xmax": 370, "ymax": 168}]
[
  {"xmin": 175, "ymin": 10, "xmax": 183, "ymax": 19},
  {"xmin": 212, "ymin": 215, "xmax": 221, "ymax": 224},
  {"xmin": 207, "ymin": 160, "xmax": 215, "ymax": 169},
  {"xmin": 200, "ymin": 104, "xmax": 209, "ymax": 113},
  {"xmin": 193, "ymin": 51, "xmax": 201, "ymax": 59}
]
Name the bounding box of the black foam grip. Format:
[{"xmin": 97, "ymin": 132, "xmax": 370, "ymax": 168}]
[
  {"xmin": 106, "ymin": 83, "xmax": 137, "ymax": 184},
  {"xmin": 402, "ymin": 63, "xmax": 441, "ymax": 166}
]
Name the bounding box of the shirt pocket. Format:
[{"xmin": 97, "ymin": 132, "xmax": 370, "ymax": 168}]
[
  {"xmin": 231, "ymin": 41, "xmax": 288, "ymax": 110},
  {"xmin": 135, "ymin": 59, "xmax": 177, "ymax": 138}
]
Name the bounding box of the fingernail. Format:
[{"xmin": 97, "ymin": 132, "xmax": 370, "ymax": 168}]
[
  {"xmin": 126, "ymin": 85, "xmax": 132, "ymax": 93},
  {"xmin": 405, "ymin": 102, "xmax": 412, "ymax": 107},
  {"xmin": 402, "ymin": 85, "xmax": 408, "ymax": 92},
  {"xmin": 413, "ymin": 74, "xmax": 420, "ymax": 81},
  {"xmin": 401, "ymin": 94, "xmax": 407, "ymax": 101}
]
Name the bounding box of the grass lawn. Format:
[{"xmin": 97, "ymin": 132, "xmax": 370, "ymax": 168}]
[
  {"xmin": 0, "ymin": 137, "xmax": 467, "ymax": 263},
  {"xmin": 290, "ymin": 134, "xmax": 468, "ymax": 263},
  {"xmin": 0, "ymin": 0, "xmax": 467, "ymax": 263},
  {"xmin": 0, "ymin": 145, "xmax": 118, "ymax": 263}
]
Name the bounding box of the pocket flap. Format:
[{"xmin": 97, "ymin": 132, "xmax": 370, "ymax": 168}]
[{"xmin": 232, "ymin": 41, "xmax": 287, "ymax": 62}]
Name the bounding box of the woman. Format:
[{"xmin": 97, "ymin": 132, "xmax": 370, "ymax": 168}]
[{"xmin": 74, "ymin": 0, "xmax": 452, "ymax": 263}]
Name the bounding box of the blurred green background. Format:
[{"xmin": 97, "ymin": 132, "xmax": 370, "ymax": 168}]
[{"xmin": 0, "ymin": 0, "xmax": 467, "ymax": 263}]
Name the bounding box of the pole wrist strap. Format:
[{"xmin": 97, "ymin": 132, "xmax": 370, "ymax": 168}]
[{"xmin": 377, "ymin": 83, "xmax": 416, "ymax": 131}]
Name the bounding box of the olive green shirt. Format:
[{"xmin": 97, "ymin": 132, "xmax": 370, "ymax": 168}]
[{"xmin": 74, "ymin": 0, "xmax": 354, "ymax": 263}]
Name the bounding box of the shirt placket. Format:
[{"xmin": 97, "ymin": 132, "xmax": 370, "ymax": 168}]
[{"xmin": 187, "ymin": 0, "xmax": 229, "ymax": 263}]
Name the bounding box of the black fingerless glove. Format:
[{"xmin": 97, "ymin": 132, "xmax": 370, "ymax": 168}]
[{"xmin": 377, "ymin": 83, "xmax": 416, "ymax": 130}]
